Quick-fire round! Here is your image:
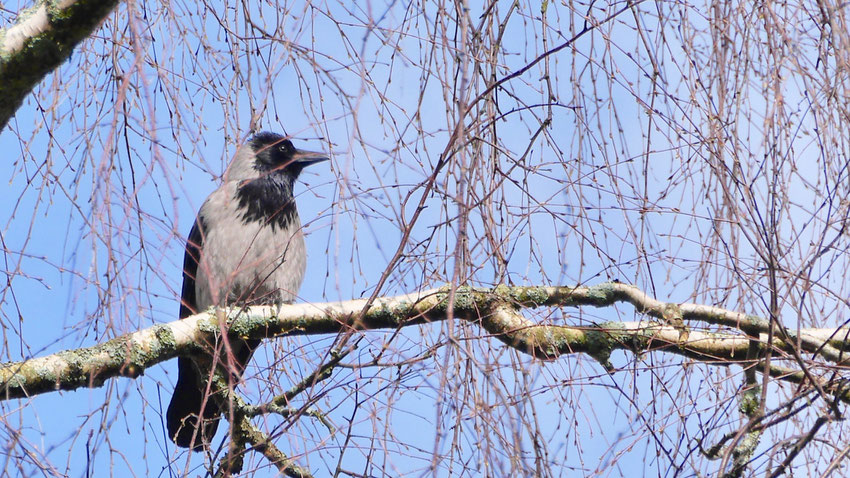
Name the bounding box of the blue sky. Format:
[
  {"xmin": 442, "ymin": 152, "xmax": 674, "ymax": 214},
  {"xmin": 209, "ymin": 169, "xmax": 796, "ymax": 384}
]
[{"xmin": 0, "ymin": 0, "xmax": 841, "ymax": 476}]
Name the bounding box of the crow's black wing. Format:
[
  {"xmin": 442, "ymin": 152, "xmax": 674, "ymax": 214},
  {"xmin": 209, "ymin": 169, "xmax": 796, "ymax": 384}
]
[
  {"xmin": 166, "ymin": 216, "xmax": 221, "ymax": 450},
  {"xmin": 179, "ymin": 217, "xmax": 203, "ymax": 319}
]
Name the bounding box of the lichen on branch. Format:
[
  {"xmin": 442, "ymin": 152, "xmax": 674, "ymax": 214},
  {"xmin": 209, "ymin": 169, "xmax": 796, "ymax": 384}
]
[{"xmin": 0, "ymin": 282, "xmax": 847, "ymax": 403}]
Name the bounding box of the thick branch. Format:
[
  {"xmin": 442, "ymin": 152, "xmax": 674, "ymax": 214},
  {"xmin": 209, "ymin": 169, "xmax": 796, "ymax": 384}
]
[
  {"xmin": 0, "ymin": 0, "xmax": 122, "ymax": 130},
  {"xmin": 0, "ymin": 283, "xmax": 846, "ymax": 401}
]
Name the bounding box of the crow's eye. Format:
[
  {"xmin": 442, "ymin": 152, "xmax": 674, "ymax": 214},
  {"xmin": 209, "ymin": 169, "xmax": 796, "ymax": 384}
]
[{"xmin": 278, "ymin": 141, "xmax": 294, "ymax": 155}]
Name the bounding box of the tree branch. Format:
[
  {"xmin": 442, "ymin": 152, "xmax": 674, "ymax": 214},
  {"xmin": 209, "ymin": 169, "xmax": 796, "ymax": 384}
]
[
  {"xmin": 1, "ymin": 283, "xmax": 847, "ymax": 402},
  {"xmin": 0, "ymin": 0, "xmax": 122, "ymax": 130}
]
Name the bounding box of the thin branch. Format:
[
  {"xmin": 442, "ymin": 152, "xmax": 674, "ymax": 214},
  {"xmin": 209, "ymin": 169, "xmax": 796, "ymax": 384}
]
[{"xmin": 212, "ymin": 375, "xmax": 315, "ymax": 478}]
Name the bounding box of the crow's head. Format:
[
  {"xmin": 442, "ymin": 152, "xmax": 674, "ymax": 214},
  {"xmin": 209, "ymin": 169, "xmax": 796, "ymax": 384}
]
[
  {"xmin": 251, "ymin": 131, "xmax": 328, "ymax": 177},
  {"xmin": 225, "ymin": 131, "xmax": 328, "ymax": 184},
  {"xmin": 223, "ymin": 132, "xmax": 328, "ymax": 229}
]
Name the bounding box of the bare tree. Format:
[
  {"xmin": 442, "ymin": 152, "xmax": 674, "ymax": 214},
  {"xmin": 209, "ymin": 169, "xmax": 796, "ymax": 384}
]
[{"xmin": 1, "ymin": 0, "xmax": 850, "ymax": 476}]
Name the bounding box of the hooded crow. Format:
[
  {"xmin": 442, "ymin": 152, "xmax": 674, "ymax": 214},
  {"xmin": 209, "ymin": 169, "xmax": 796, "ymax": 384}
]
[{"xmin": 166, "ymin": 131, "xmax": 328, "ymax": 450}]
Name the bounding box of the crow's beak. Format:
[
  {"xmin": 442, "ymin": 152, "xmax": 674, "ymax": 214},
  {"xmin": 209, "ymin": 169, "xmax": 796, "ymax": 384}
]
[{"xmin": 292, "ymin": 149, "xmax": 329, "ymax": 167}]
